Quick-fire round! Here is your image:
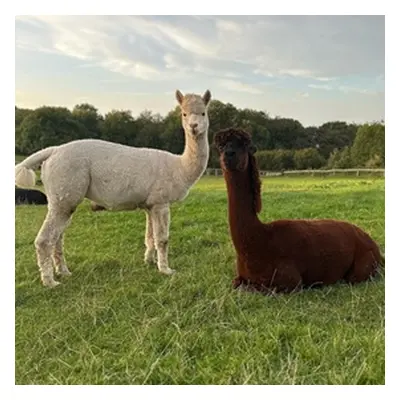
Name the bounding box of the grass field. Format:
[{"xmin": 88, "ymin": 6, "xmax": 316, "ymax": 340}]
[{"xmin": 15, "ymin": 176, "xmax": 385, "ymax": 385}]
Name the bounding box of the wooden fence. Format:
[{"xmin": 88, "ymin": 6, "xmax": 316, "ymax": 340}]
[
  {"xmin": 15, "ymin": 155, "xmax": 384, "ymax": 178},
  {"xmin": 204, "ymin": 168, "xmax": 385, "ymax": 177}
]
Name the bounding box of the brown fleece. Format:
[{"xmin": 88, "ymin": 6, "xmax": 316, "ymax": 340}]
[{"xmin": 214, "ymin": 127, "xmax": 383, "ymax": 295}]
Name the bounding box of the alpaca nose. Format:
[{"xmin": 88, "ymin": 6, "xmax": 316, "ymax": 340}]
[
  {"xmin": 226, "ymin": 150, "xmax": 235, "ymax": 158},
  {"xmin": 190, "ymin": 123, "xmax": 198, "ymax": 130}
]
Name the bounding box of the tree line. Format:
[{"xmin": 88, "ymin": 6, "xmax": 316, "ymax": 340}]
[{"xmin": 15, "ymin": 100, "xmax": 385, "ymax": 170}]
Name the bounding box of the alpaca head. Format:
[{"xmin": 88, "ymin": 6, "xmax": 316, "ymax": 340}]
[
  {"xmin": 214, "ymin": 127, "xmax": 262, "ymax": 213},
  {"xmin": 175, "ymin": 89, "xmax": 212, "ymax": 138},
  {"xmin": 214, "ymin": 128, "xmax": 257, "ymax": 172}
]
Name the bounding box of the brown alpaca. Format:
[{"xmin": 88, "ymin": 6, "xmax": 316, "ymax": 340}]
[{"xmin": 214, "ymin": 128, "xmax": 383, "ymax": 294}]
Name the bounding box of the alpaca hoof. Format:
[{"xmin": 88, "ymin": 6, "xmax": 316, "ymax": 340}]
[
  {"xmin": 144, "ymin": 250, "xmax": 157, "ymax": 265},
  {"xmin": 159, "ymin": 267, "xmax": 176, "ymax": 276},
  {"xmin": 144, "ymin": 255, "xmax": 157, "ymax": 265},
  {"xmin": 42, "ymin": 278, "xmax": 61, "ymax": 288},
  {"xmin": 56, "ymin": 266, "xmax": 72, "ymax": 276}
]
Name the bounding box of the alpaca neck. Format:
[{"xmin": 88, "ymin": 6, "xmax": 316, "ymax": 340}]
[
  {"xmin": 180, "ymin": 129, "xmax": 209, "ymax": 184},
  {"xmin": 224, "ymin": 169, "xmax": 261, "ymax": 249}
]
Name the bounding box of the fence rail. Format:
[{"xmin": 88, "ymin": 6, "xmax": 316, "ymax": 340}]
[
  {"xmin": 15, "ymin": 155, "xmax": 384, "ymax": 178},
  {"xmin": 204, "ymin": 168, "xmax": 385, "ymax": 177}
]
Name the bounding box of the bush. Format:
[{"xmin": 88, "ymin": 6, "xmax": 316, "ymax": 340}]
[
  {"xmin": 351, "ymin": 123, "xmax": 385, "ymax": 168},
  {"xmin": 293, "ymin": 148, "xmax": 325, "ymax": 170},
  {"xmin": 255, "ymin": 149, "xmax": 294, "ymax": 171},
  {"xmin": 326, "ymin": 146, "xmax": 354, "ymax": 169},
  {"xmin": 365, "ymin": 154, "xmax": 384, "ymax": 168},
  {"xmin": 17, "ymin": 107, "xmax": 88, "ymax": 154}
]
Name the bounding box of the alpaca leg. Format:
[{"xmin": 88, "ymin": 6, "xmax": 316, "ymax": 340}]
[
  {"xmin": 237, "ymin": 284, "xmax": 263, "ymax": 294},
  {"xmin": 266, "ymin": 265, "xmax": 303, "ymax": 293},
  {"xmin": 144, "ymin": 209, "xmax": 156, "ymax": 265},
  {"xmin": 345, "ymin": 250, "xmax": 379, "ymax": 284},
  {"xmin": 151, "ymin": 204, "xmax": 175, "ymax": 275},
  {"xmin": 35, "ymin": 209, "xmax": 72, "ymax": 287},
  {"xmin": 244, "ymin": 264, "xmax": 302, "ymax": 295},
  {"xmin": 53, "ymin": 230, "xmax": 72, "ymax": 277},
  {"xmin": 233, "ymin": 277, "xmax": 277, "ymax": 295},
  {"xmin": 232, "ymin": 276, "xmax": 247, "ymax": 289},
  {"xmin": 232, "ymin": 257, "xmax": 249, "ymax": 289}
]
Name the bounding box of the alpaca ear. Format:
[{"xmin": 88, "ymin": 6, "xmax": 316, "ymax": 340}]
[
  {"xmin": 249, "ymin": 144, "xmax": 257, "ymax": 155},
  {"xmin": 175, "ymin": 90, "xmax": 184, "ymax": 105},
  {"xmin": 202, "ymin": 90, "xmax": 212, "ymax": 106}
]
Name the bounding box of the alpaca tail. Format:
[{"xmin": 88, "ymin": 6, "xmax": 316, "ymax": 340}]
[{"xmin": 15, "ymin": 147, "xmax": 56, "ymax": 188}]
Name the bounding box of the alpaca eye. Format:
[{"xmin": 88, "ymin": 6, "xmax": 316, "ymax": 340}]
[
  {"xmin": 183, "ymin": 113, "xmax": 187, "ymax": 117},
  {"xmin": 202, "ymin": 112, "xmax": 205, "ymax": 116}
]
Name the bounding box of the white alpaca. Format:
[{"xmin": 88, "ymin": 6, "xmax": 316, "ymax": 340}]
[{"xmin": 15, "ymin": 89, "xmax": 212, "ymax": 287}]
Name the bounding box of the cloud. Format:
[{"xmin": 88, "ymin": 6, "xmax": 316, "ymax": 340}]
[
  {"xmin": 308, "ymin": 84, "xmax": 333, "ymax": 90},
  {"xmin": 15, "ymin": 16, "xmax": 176, "ymax": 80},
  {"xmin": 308, "ymin": 83, "xmax": 380, "ymax": 95},
  {"xmin": 338, "ymin": 85, "xmax": 375, "ymax": 94},
  {"xmin": 277, "ymin": 69, "xmax": 338, "ymax": 81},
  {"xmin": 215, "ymin": 19, "xmax": 242, "ymax": 34},
  {"xmin": 99, "ymin": 59, "xmax": 163, "ymax": 80},
  {"xmin": 16, "ymin": 15, "xmax": 384, "ymax": 83},
  {"xmin": 15, "ymin": 15, "xmax": 385, "ymax": 125},
  {"xmin": 155, "ymin": 24, "xmax": 217, "ymax": 57},
  {"xmin": 239, "ymin": 16, "xmax": 384, "ymax": 78},
  {"xmin": 218, "ymin": 79, "xmax": 263, "ymax": 94},
  {"xmin": 314, "ymin": 77, "xmax": 338, "ymax": 82},
  {"xmin": 278, "ymin": 69, "xmax": 320, "ymax": 79}
]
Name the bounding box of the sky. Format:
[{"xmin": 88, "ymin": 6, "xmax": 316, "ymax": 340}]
[{"xmin": 15, "ymin": 15, "xmax": 385, "ymax": 127}]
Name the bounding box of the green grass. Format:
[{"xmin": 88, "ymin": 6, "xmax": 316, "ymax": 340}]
[{"xmin": 15, "ymin": 176, "xmax": 385, "ymax": 385}]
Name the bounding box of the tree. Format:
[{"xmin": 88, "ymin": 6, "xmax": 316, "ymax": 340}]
[
  {"xmin": 207, "ymin": 100, "xmax": 241, "ymax": 167},
  {"xmin": 72, "ymin": 103, "xmax": 103, "ymax": 139},
  {"xmin": 102, "ymin": 109, "xmax": 136, "ymax": 146},
  {"xmin": 351, "ymin": 122, "xmax": 385, "ymax": 167},
  {"xmin": 15, "ymin": 100, "xmax": 384, "ymax": 171},
  {"xmin": 314, "ymin": 121, "xmax": 358, "ymax": 159},
  {"xmin": 326, "ymin": 146, "xmax": 354, "ymax": 169},
  {"xmin": 15, "ymin": 107, "xmax": 34, "ymax": 154},
  {"xmin": 255, "ymin": 149, "xmax": 294, "ymax": 171},
  {"xmin": 133, "ymin": 110, "xmax": 164, "ymax": 150},
  {"xmin": 161, "ymin": 107, "xmax": 185, "ymax": 154},
  {"xmin": 235, "ymin": 108, "xmax": 272, "ymax": 150},
  {"xmin": 17, "ymin": 106, "xmax": 88, "ymax": 154},
  {"xmin": 266, "ymin": 118, "xmax": 309, "ymax": 150},
  {"xmin": 293, "ymin": 148, "xmax": 325, "ymax": 170}
]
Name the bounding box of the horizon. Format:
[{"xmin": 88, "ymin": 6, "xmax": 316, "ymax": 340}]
[
  {"xmin": 14, "ymin": 97, "xmax": 385, "ymax": 129},
  {"xmin": 15, "ymin": 15, "xmax": 385, "ymax": 127}
]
